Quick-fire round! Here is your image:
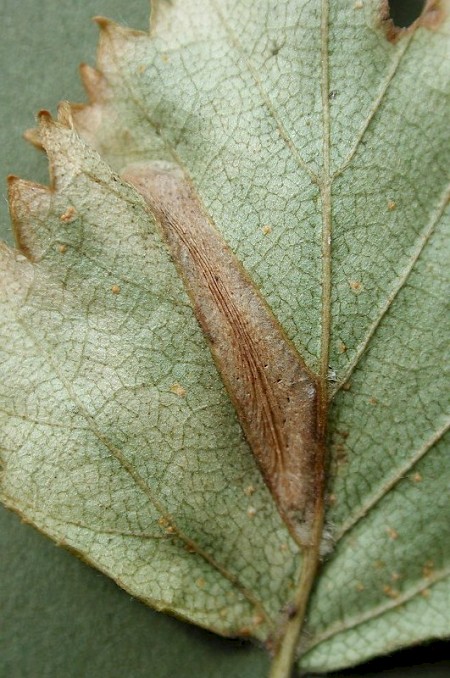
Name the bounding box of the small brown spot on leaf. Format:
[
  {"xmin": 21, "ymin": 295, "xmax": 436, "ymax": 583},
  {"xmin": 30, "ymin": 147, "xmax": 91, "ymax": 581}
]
[
  {"xmin": 170, "ymin": 383, "xmax": 186, "ymax": 397},
  {"xmin": 244, "ymin": 484, "xmax": 256, "ymax": 496},
  {"xmin": 338, "ymin": 341, "xmax": 347, "ymax": 353},
  {"xmin": 369, "ymin": 396, "xmax": 378, "ymax": 405},
  {"xmin": 57, "ymin": 243, "xmax": 67, "ymax": 254},
  {"xmin": 333, "ymin": 442, "xmax": 347, "ymax": 467},
  {"xmin": 262, "ymin": 224, "xmax": 272, "ymax": 235},
  {"xmin": 374, "ymin": 560, "xmax": 386, "ymax": 569},
  {"xmin": 252, "ymin": 614, "xmax": 264, "ymax": 627},
  {"xmin": 196, "ymin": 577, "xmax": 206, "ymax": 588},
  {"xmin": 247, "ymin": 506, "xmax": 257, "ymax": 518},
  {"xmin": 165, "ymin": 525, "xmax": 176, "ymax": 535},
  {"xmin": 60, "ymin": 206, "xmax": 77, "ymax": 223},
  {"xmin": 137, "ymin": 64, "xmax": 147, "ymax": 74},
  {"xmin": 423, "ymin": 560, "xmax": 434, "ymax": 578},
  {"xmin": 355, "ymin": 581, "xmax": 365, "ymax": 591},
  {"xmin": 354, "ymin": 0, "xmax": 364, "ymax": 8},
  {"xmin": 387, "ymin": 199, "xmax": 397, "ymax": 211},
  {"xmin": 342, "ymin": 382, "xmax": 352, "ymax": 391},
  {"xmin": 111, "ymin": 284, "xmax": 121, "ymax": 295},
  {"xmin": 327, "ymin": 493, "xmax": 337, "ymax": 506},
  {"xmin": 383, "ymin": 584, "xmax": 400, "ymax": 599},
  {"xmin": 160, "ymin": 53, "xmax": 170, "ymax": 63},
  {"xmin": 411, "ymin": 471, "xmax": 423, "ymax": 483},
  {"xmin": 391, "ymin": 571, "xmax": 401, "ymax": 581},
  {"xmin": 238, "ymin": 626, "xmax": 252, "ymax": 637},
  {"xmin": 280, "ymin": 543, "xmax": 289, "ymax": 552},
  {"xmin": 349, "ymin": 280, "xmax": 362, "ymax": 293},
  {"xmin": 386, "ymin": 527, "xmax": 399, "ymax": 540},
  {"xmin": 421, "ymin": 588, "xmax": 430, "ymax": 598}
]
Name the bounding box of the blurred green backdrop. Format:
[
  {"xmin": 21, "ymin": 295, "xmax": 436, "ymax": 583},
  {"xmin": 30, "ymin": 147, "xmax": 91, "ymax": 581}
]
[{"xmin": 0, "ymin": 1, "xmax": 448, "ymax": 676}]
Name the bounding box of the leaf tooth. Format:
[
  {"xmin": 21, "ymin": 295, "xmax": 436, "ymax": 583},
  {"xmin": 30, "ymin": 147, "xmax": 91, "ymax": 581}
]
[
  {"xmin": 63, "ymin": 17, "xmax": 150, "ymax": 156},
  {"xmin": 92, "ymin": 14, "xmax": 150, "ymax": 79},
  {"xmin": 92, "ymin": 15, "xmax": 148, "ymax": 41},
  {"xmin": 23, "ymin": 127, "xmax": 43, "ymax": 151},
  {"xmin": 7, "ymin": 176, "xmax": 51, "ymax": 262},
  {"xmin": 79, "ymin": 63, "xmax": 109, "ymax": 103},
  {"xmin": 22, "ymin": 109, "xmax": 53, "ymax": 153},
  {"xmin": 92, "ymin": 15, "xmax": 115, "ymax": 31},
  {"xmin": 33, "ymin": 111, "xmax": 65, "ymax": 192},
  {"xmin": 33, "ymin": 111, "xmax": 93, "ymax": 193}
]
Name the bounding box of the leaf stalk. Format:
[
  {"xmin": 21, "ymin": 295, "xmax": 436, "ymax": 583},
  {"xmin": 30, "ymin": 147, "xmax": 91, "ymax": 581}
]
[{"xmin": 268, "ymin": 509, "xmax": 324, "ymax": 678}]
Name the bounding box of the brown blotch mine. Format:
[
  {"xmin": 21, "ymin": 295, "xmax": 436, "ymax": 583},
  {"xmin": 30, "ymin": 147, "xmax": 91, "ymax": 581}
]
[
  {"xmin": 380, "ymin": 0, "xmax": 446, "ymax": 44},
  {"xmin": 122, "ymin": 162, "xmax": 322, "ymax": 547}
]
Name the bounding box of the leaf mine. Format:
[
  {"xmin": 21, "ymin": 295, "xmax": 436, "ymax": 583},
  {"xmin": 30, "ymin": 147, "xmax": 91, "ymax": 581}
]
[
  {"xmin": 1, "ymin": 1, "xmax": 449, "ymax": 676},
  {"xmin": 122, "ymin": 162, "xmax": 322, "ymax": 548}
]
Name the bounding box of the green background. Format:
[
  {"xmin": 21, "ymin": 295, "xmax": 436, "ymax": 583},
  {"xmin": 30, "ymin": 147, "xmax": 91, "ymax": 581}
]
[{"xmin": 0, "ymin": 1, "xmax": 448, "ymax": 676}]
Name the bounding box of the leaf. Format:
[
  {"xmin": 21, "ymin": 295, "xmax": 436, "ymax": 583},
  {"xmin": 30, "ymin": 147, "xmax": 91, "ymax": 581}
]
[{"xmin": 1, "ymin": 1, "xmax": 449, "ymax": 676}]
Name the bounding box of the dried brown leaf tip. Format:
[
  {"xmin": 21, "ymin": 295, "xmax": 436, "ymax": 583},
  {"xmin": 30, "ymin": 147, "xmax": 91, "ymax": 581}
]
[
  {"xmin": 380, "ymin": 0, "xmax": 446, "ymax": 43},
  {"xmin": 122, "ymin": 162, "xmax": 323, "ymax": 547}
]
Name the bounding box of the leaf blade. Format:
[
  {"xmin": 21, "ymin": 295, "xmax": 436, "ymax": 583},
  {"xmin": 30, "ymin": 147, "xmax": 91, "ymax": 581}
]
[{"xmin": 1, "ymin": 0, "xmax": 449, "ymax": 674}]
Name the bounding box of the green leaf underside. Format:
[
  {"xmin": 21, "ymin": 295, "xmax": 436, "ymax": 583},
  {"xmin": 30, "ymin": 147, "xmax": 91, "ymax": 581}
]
[{"xmin": 1, "ymin": 0, "xmax": 449, "ymax": 674}]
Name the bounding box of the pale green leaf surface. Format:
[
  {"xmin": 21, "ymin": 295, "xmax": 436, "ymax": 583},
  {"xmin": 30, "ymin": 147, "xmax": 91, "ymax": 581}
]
[
  {"xmin": 1, "ymin": 0, "xmax": 449, "ymax": 674},
  {"xmin": 1, "ymin": 121, "xmax": 299, "ymax": 639}
]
